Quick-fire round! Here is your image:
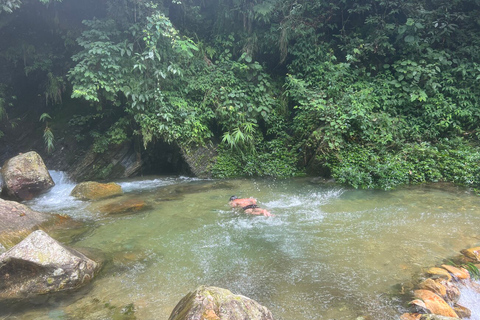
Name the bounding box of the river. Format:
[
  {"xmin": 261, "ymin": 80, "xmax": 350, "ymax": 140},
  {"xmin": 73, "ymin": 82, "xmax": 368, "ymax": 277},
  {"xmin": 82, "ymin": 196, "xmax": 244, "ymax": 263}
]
[{"xmin": 2, "ymin": 171, "xmax": 480, "ymax": 319}]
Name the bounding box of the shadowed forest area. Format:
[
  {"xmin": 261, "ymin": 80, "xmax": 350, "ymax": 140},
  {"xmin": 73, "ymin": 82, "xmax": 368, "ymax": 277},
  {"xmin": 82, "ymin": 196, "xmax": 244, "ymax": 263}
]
[{"xmin": 1, "ymin": 0, "xmax": 480, "ymax": 189}]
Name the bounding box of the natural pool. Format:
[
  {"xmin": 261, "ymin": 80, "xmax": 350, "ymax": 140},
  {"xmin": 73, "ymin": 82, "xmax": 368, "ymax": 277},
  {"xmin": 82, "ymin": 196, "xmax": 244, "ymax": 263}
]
[{"xmin": 2, "ymin": 171, "xmax": 480, "ymax": 319}]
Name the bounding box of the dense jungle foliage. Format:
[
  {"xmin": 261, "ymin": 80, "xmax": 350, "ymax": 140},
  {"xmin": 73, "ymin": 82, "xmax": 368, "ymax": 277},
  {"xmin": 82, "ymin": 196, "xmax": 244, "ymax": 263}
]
[{"xmin": 1, "ymin": 0, "xmax": 480, "ymax": 189}]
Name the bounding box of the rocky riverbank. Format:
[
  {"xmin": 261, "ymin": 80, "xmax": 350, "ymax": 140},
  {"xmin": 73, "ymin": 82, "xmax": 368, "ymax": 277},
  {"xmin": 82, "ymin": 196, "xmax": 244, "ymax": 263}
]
[{"xmin": 401, "ymin": 247, "xmax": 480, "ymax": 319}]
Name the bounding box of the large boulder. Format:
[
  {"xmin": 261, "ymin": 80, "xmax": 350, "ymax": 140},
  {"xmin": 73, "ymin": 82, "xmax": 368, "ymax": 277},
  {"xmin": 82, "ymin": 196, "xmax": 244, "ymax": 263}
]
[
  {"xmin": 168, "ymin": 286, "xmax": 276, "ymax": 320},
  {"xmin": 70, "ymin": 181, "xmax": 123, "ymax": 200},
  {"xmin": 0, "ymin": 230, "xmax": 99, "ymax": 299},
  {"xmin": 1, "ymin": 151, "xmax": 55, "ymax": 200},
  {"xmin": 0, "ymin": 198, "xmax": 53, "ymax": 247}
]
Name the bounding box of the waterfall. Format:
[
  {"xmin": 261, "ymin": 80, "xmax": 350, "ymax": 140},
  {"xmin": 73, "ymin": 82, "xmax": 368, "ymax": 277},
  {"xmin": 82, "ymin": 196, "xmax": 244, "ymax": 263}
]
[{"xmin": 26, "ymin": 170, "xmax": 91, "ymax": 219}]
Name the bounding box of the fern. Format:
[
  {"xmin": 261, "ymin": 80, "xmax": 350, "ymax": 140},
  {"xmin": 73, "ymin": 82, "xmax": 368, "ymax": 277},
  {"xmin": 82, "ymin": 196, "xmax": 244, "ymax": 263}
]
[
  {"xmin": 43, "ymin": 126, "xmax": 55, "ymax": 153},
  {"xmin": 39, "ymin": 113, "xmax": 51, "ymax": 122},
  {"xmin": 39, "ymin": 113, "xmax": 54, "ymax": 153}
]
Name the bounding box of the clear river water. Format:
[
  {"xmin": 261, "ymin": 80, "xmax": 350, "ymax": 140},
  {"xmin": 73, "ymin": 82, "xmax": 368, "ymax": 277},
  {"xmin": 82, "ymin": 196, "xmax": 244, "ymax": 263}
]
[{"xmin": 2, "ymin": 171, "xmax": 480, "ymax": 319}]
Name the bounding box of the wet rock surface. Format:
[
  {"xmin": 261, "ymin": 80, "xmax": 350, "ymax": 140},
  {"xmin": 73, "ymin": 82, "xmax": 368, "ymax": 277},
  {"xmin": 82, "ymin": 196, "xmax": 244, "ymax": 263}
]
[
  {"xmin": 0, "ymin": 198, "xmax": 53, "ymax": 247},
  {"xmin": 413, "ymin": 290, "xmax": 458, "ymax": 318},
  {"xmin": 441, "ymin": 265, "xmax": 470, "ymax": 280},
  {"xmin": 168, "ymin": 285, "xmax": 276, "ymax": 320},
  {"xmin": 460, "ymin": 247, "xmax": 480, "ymax": 262},
  {"xmin": 70, "ymin": 181, "xmax": 123, "ymax": 201},
  {"xmin": 87, "ymin": 196, "xmax": 149, "ymax": 215},
  {"xmin": 1, "ymin": 151, "xmax": 55, "ymax": 200},
  {"xmin": 0, "ymin": 230, "xmax": 99, "ymax": 299},
  {"xmin": 401, "ymin": 244, "xmax": 480, "ymax": 319}
]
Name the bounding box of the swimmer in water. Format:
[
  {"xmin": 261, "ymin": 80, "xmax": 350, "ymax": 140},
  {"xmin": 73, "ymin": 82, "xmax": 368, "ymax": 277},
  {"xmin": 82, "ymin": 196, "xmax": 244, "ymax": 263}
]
[{"xmin": 228, "ymin": 196, "xmax": 273, "ymax": 217}]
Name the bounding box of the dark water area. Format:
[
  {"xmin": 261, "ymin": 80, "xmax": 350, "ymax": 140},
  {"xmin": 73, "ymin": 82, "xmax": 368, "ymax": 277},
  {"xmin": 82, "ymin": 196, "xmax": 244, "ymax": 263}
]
[{"xmin": 2, "ymin": 172, "xmax": 480, "ymax": 319}]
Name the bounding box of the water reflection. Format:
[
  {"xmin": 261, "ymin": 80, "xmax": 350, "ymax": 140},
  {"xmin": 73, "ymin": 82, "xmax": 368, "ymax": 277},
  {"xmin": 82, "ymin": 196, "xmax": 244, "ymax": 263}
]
[{"xmin": 6, "ymin": 176, "xmax": 480, "ymax": 319}]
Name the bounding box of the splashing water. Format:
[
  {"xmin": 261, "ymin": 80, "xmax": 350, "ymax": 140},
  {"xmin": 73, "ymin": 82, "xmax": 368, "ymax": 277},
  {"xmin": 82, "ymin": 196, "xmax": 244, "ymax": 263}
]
[
  {"xmin": 117, "ymin": 176, "xmax": 179, "ymax": 193},
  {"xmin": 458, "ymin": 280, "xmax": 480, "ymax": 320},
  {"xmin": 26, "ymin": 170, "xmax": 91, "ymax": 218}
]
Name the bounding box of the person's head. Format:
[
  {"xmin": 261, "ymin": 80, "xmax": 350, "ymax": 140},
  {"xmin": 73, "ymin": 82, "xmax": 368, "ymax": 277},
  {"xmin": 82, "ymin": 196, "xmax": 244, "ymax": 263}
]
[{"xmin": 229, "ymin": 195, "xmax": 238, "ymax": 201}]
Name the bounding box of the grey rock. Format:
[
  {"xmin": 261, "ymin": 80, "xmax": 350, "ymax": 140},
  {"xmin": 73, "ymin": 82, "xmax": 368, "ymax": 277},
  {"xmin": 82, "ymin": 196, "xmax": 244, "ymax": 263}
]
[{"xmin": 0, "ymin": 230, "xmax": 99, "ymax": 299}]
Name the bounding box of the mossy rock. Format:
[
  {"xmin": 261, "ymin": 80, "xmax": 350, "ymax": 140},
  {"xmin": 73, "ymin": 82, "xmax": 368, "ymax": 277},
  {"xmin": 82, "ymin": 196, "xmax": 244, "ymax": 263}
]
[
  {"xmin": 181, "ymin": 143, "xmax": 217, "ymax": 178},
  {"xmin": 168, "ymin": 286, "xmax": 276, "ymax": 320},
  {"xmin": 1, "ymin": 151, "xmax": 55, "ymax": 200},
  {"xmin": 70, "ymin": 181, "xmax": 123, "ymax": 201}
]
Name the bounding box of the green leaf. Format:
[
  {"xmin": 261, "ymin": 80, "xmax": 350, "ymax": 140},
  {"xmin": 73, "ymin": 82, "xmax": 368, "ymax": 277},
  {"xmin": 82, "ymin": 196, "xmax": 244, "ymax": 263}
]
[
  {"xmin": 39, "ymin": 113, "xmax": 52, "ymax": 122},
  {"xmin": 404, "ymin": 35, "xmax": 415, "ymax": 43}
]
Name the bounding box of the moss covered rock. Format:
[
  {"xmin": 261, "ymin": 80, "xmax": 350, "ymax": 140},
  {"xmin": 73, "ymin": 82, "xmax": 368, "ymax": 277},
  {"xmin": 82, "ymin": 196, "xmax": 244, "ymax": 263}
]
[
  {"xmin": 168, "ymin": 286, "xmax": 275, "ymax": 320},
  {"xmin": 70, "ymin": 181, "xmax": 122, "ymax": 200},
  {"xmin": 1, "ymin": 151, "xmax": 55, "ymax": 200}
]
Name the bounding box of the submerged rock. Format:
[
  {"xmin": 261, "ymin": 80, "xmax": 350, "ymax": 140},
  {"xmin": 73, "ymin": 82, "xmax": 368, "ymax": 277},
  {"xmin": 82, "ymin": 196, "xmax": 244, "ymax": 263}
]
[
  {"xmin": 1, "ymin": 151, "xmax": 54, "ymax": 200},
  {"xmin": 99, "ymin": 199, "xmax": 147, "ymax": 215},
  {"xmin": 0, "ymin": 230, "xmax": 99, "ymax": 299},
  {"xmin": 70, "ymin": 181, "xmax": 123, "ymax": 200},
  {"xmin": 168, "ymin": 286, "xmax": 276, "ymax": 320},
  {"xmin": 89, "ymin": 197, "xmax": 148, "ymax": 215}
]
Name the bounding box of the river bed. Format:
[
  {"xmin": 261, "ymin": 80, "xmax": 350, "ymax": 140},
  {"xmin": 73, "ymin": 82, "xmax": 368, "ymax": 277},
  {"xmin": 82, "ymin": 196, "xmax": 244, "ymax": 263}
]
[{"xmin": 2, "ymin": 172, "xmax": 480, "ymax": 319}]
